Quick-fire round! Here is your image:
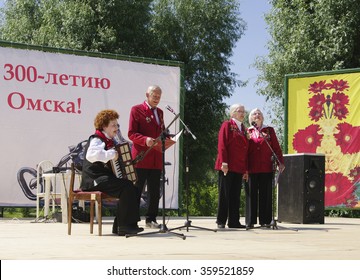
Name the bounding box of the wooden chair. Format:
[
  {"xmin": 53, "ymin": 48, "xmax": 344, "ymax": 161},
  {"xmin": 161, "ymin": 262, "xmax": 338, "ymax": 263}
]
[{"xmin": 67, "ymin": 163, "xmax": 118, "ymax": 236}]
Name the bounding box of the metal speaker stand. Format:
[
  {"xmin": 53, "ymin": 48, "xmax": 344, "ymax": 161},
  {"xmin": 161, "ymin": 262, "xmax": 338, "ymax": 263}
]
[
  {"xmin": 268, "ymin": 158, "xmax": 297, "ymax": 232},
  {"xmin": 251, "ymin": 123, "xmax": 298, "ymax": 232},
  {"xmin": 169, "ymin": 130, "xmax": 216, "ymax": 233}
]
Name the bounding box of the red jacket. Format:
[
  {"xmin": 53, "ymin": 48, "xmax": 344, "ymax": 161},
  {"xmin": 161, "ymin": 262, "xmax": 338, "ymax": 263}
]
[
  {"xmin": 128, "ymin": 102, "xmax": 165, "ymax": 169},
  {"xmin": 214, "ymin": 119, "xmax": 248, "ymax": 174},
  {"xmin": 247, "ymin": 125, "xmax": 284, "ymax": 173}
]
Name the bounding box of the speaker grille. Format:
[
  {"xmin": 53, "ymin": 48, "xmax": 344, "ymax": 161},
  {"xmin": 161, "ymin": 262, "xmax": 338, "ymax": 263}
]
[{"xmin": 278, "ymin": 153, "xmax": 325, "ymax": 224}]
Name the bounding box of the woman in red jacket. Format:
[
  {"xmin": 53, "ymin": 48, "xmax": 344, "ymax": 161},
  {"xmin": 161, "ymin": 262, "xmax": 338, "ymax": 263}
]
[
  {"xmin": 215, "ymin": 104, "xmax": 249, "ymax": 229},
  {"xmin": 246, "ymin": 108, "xmax": 285, "ymax": 229}
]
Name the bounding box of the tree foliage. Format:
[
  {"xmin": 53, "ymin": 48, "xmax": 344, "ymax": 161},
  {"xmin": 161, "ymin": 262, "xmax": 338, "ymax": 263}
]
[
  {"xmin": 0, "ymin": 0, "xmax": 245, "ymax": 207},
  {"xmin": 150, "ymin": 0, "xmax": 245, "ymax": 185},
  {"xmin": 0, "ymin": 0, "xmax": 153, "ymax": 54},
  {"xmin": 255, "ymin": 0, "xmax": 360, "ymax": 149},
  {"xmin": 255, "ymin": 0, "xmax": 360, "ymax": 127}
]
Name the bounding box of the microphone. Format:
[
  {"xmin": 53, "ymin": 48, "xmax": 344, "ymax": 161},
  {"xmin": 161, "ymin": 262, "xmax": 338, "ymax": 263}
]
[
  {"xmin": 166, "ymin": 104, "xmax": 197, "ymax": 140},
  {"xmin": 166, "ymin": 105, "xmax": 176, "ymax": 115},
  {"xmin": 252, "ymin": 121, "xmax": 263, "ymax": 138}
]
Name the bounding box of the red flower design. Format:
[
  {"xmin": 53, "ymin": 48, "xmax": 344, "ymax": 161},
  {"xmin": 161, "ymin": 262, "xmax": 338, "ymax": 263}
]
[
  {"xmin": 308, "ymin": 94, "xmax": 326, "ymax": 108},
  {"xmin": 333, "ymin": 122, "xmax": 360, "ymax": 154},
  {"xmin": 292, "ymin": 124, "xmax": 323, "ymax": 153},
  {"xmin": 328, "ymin": 79, "xmax": 349, "ymax": 92},
  {"xmin": 307, "ymin": 79, "xmax": 350, "ymax": 120},
  {"xmin": 308, "ymin": 94, "xmax": 325, "ymax": 121},
  {"xmin": 309, "ymin": 106, "xmax": 324, "ymax": 121},
  {"xmin": 325, "ymin": 173, "xmax": 357, "ymax": 207},
  {"xmin": 331, "ymin": 92, "xmax": 349, "ymax": 106},
  {"xmin": 349, "ymin": 166, "xmax": 360, "ymax": 184},
  {"xmin": 303, "ymin": 78, "xmax": 358, "ymax": 208},
  {"xmin": 308, "ymin": 80, "xmax": 328, "ymax": 94},
  {"xmin": 332, "ymin": 104, "xmax": 349, "ymax": 120}
]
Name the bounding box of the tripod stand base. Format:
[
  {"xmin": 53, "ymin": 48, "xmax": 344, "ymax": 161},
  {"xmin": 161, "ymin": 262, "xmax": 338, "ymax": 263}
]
[
  {"xmin": 169, "ymin": 220, "xmax": 217, "ymax": 232},
  {"xmin": 126, "ymin": 223, "xmax": 186, "ymax": 239},
  {"xmin": 269, "ymin": 219, "xmax": 298, "ymax": 231},
  {"xmin": 245, "ymin": 221, "xmax": 298, "ymax": 231},
  {"xmin": 245, "ymin": 225, "xmax": 262, "ymax": 230}
]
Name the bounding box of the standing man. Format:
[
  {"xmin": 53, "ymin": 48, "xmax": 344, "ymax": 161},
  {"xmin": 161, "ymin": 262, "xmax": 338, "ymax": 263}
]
[
  {"xmin": 215, "ymin": 104, "xmax": 249, "ymax": 229},
  {"xmin": 128, "ymin": 85, "xmax": 164, "ymax": 229}
]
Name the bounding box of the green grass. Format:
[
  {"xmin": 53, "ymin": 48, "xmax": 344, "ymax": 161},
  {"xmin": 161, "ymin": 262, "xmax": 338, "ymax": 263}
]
[
  {"xmin": 1, "ymin": 207, "xmax": 37, "ymax": 218},
  {"xmin": 2, "ymin": 207, "xmax": 360, "ymax": 219}
]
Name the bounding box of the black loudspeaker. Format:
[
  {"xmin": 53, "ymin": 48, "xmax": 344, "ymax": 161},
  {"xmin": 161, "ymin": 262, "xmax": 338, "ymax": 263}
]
[{"xmin": 278, "ymin": 153, "xmax": 325, "ymax": 224}]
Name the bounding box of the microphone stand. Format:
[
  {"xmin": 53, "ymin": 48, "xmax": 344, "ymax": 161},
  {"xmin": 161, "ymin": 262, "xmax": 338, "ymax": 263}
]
[
  {"xmin": 126, "ymin": 113, "xmax": 186, "ymax": 239},
  {"xmin": 167, "ymin": 113, "xmax": 216, "ymax": 233},
  {"xmin": 252, "ymin": 124, "xmax": 297, "ymax": 232}
]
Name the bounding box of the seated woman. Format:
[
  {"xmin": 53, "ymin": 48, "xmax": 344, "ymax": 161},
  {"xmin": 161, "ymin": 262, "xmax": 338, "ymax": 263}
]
[{"xmin": 80, "ymin": 109, "xmax": 143, "ymax": 236}]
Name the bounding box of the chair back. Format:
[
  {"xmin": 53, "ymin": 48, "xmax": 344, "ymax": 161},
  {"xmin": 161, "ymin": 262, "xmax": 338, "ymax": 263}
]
[
  {"xmin": 69, "ymin": 163, "xmax": 82, "ymax": 194},
  {"xmin": 36, "ymin": 160, "xmax": 54, "ymax": 194}
]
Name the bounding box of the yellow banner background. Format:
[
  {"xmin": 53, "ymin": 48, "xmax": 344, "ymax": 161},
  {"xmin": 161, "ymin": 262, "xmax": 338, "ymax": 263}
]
[{"xmin": 287, "ymin": 72, "xmax": 360, "ymax": 208}]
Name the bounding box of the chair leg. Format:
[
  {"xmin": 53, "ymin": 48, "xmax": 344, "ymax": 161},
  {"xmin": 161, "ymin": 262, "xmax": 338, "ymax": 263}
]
[
  {"xmin": 36, "ymin": 197, "xmax": 40, "ymax": 219},
  {"xmin": 90, "ymin": 200, "xmax": 95, "ymax": 234},
  {"xmin": 67, "ymin": 197, "xmax": 73, "ymax": 235},
  {"xmin": 51, "ymin": 196, "xmax": 56, "ymax": 214},
  {"xmin": 97, "ymin": 198, "xmax": 102, "ymax": 236}
]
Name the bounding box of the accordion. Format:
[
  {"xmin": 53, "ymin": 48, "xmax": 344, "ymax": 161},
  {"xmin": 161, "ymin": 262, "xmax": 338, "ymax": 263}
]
[{"xmin": 110, "ymin": 142, "xmax": 137, "ymax": 184}]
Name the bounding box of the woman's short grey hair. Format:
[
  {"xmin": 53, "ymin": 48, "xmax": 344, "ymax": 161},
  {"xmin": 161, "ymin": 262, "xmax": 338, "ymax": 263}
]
[
  {"xmin": 229, "ymin": 103, "xmax": 244, "ymax": 117},
  {"xmin": 248, "ymin": 108, "xmax": 263, "ymax": 124}
]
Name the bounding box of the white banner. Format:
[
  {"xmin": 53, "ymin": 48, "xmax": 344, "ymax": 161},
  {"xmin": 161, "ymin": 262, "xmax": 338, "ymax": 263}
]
[{"xmin": 0, "ymin": 46, "xmax": 181, "ymax": 208}]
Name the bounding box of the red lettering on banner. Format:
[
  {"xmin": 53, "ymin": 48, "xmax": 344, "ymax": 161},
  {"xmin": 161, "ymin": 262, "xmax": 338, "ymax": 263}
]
[
  {"xmin": 93, "ymin": 77, "xmax": 111, "ymax": 89},
  {"xmin": 43, "ymin": 100, "xmax": 54, "ymax": 112},
  {"xmin": 4, "ymin": 63, "xmax": 110, "ymax": 89},
  {"xmin": 27, "ymin": 98, "xmax": 42, "ymax": 111},
  {"xmin": 81, "ymin": 76, "xmax": 93, "ymax": 88},
  {"xmin": 53, "ymin": 101, "xmax": 66, "ymax": 112},
  {"xmin": 7, "ymin": 92, "xmax": 25, "ymax": 109},
  {"xmin": 59, "ymin": 74, "xmax": 69, "ymax": 86},
  {"xmin": 68, "ymin": 75, "xmax": 81, "ymax": 87},
  {"xmin": 4, "ymin": 64, "xmax": 37, "ymax": 83},
  {"xmin": 7, "ymin": 92, "xmax": 82, "ymax": 114},
  {"xmin": 4, "ymin": 63, "xmax": 15, "ymax": 81},
  {"xmin": 44, "ymin": 73, "xmax": 58, "ymax": 84},
  {"xmin": 101, "ymin": 78, "xmax": 110, "ymax": 89}
]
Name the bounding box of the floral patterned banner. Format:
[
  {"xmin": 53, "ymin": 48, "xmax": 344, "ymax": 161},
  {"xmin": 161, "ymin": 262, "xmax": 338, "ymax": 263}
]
[{"xmin": 287, "ymin": 72, "xmax": 360, "ymax": 208}]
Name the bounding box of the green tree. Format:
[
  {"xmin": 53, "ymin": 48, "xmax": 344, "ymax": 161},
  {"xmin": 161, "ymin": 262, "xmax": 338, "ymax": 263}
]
[
  {"xmin": 0, "ymin": 0, "xmax": 153, "ymax": 55},
  {"xmin": 147, "ymin": 0, "xmax": 245, "ymax": 215},
  {"xmin": 150, "ymin": 0, "xmax": 245, "ymax": 186},
  {"xmin": 255, "ymin": 0, "xmax": 360, "ymax": 135}
]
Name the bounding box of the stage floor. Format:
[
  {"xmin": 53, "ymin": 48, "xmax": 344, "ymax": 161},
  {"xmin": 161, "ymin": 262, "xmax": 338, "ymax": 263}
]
[{"xmin": 1, "ymin": 216, "xmax": 360, "ymax": 260}]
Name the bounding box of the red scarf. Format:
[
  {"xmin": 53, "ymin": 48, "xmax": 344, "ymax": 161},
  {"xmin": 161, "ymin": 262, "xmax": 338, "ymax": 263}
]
[{"xmin": 94, "ymin": 130, "xmax": 114, "ymax": 150}]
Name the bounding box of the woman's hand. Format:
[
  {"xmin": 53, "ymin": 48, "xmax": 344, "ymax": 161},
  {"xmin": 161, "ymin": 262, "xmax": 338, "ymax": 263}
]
[
  {"xmin": 279, "ymin": 163, "xmax": 285, "ymax": 173},
  {"xmin": 221, "ymin": 163, "xmax": 228, "ymax": 176}
]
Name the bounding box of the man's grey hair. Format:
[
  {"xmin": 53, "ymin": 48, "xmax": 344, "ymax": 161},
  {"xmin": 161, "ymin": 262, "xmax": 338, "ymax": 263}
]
[
  {"xmin": 229, "ymin": 103, "xmax": 244, "ymax": 117},
  {"xmin": 147, "ymin": 85, "xmax": 162, "ymax": 95}
]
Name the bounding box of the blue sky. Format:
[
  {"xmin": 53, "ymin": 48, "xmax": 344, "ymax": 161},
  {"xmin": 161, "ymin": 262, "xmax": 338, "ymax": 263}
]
[{"xmin": 225, "ymin": 0, "xmax": 271, "ymax": 112}]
